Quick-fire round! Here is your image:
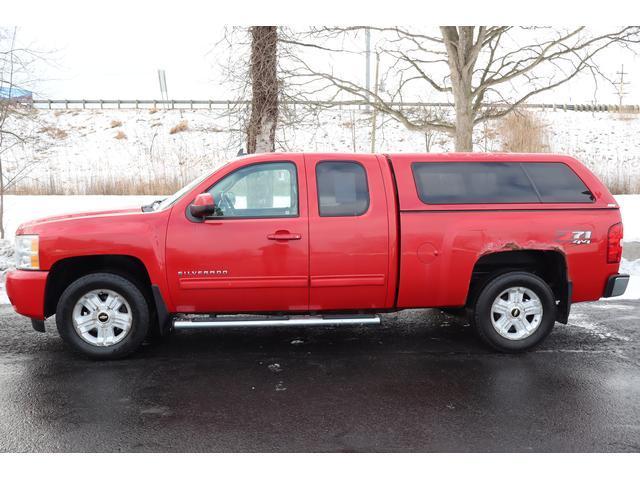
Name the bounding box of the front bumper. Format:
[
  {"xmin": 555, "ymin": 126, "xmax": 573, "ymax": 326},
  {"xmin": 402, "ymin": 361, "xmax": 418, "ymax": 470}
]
[
  {"xmin": 603, "ymin": 274, "xmax": 630, "ymax": 298},
  {"xmin": 5, "ymin": 269, "xmax": 48, "ymax": 319}
]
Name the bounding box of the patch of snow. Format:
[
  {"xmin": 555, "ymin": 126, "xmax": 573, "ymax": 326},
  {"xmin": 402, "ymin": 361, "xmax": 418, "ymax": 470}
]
[
  {"xmin": 0, "ymin": 239, "xmax": 13, "ymax": 304},
  {"xmin": 1, "ymin": 195, "xmax": 155, "ymax": 241},
  {"xmin": 588, "ymin": 303, "xmax": 635, "ymax": 310},
  {"xmin": 615, "ymin": 195, "xmax": 640, "ymax": 242},
  {"xmin": 600, "ymin": 258, "xmax": 640, "ymax": 301},
  {"xmin": 568, "ymin": 311, "xmax": 630, "ymax": 341},
  {"xmin": 267, "ymin": 363, "xmax": 282, "ymax": 373},
  {"xmin": 603, "ymin": 258, "xmax": 640, "ymax": 301},
  {"xmin": 4, "ymin": 109, "xmax": 231, "ymax": 193},
  {"xmin": 621, "ymin": 257, "xmax": 640, "ymax": 276}
]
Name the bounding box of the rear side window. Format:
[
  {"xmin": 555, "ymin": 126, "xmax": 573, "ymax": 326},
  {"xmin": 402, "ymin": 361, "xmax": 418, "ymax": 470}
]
[
  {"xmin": 316, "ymin": 161, "xmax": 369, "ymax": 216},
  {"xmin": 412, "ymin": 162, "xmax": 539, "ymax": 204},
  {"xmin": 521, "ymin": 162, "xmax": 594, "ymax": 203},
  {"xmin": 412, "ymin": 161, "xmax": 594, "ymax": 205}
]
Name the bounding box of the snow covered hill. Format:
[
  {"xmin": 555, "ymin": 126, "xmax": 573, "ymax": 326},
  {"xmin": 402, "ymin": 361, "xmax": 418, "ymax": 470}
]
[{"xmin": 3, "ymin": 107, "xmax": 640, "ymax": 194}]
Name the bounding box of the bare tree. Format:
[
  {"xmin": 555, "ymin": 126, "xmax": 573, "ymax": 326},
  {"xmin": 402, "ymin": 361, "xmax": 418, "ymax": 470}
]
[
  {"xmin": 284, "ymin": 26, "xmax": 640, "ymax": 151},
  {"xmin": 214, "ymin": 27, "xmax": 328, "ymax": 154},
  {"xmin": 246, "ymin": 26, "xmax": 279, "ymax": 154},
  {"xmin": 0, "ymin": 27, "xmax": 43, "ymax": 238}
]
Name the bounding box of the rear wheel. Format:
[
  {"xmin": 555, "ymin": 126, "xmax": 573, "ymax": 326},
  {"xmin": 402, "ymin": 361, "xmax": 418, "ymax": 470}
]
[
  {"xmin": 472, "ymin": 271, "xmax": 556, "ymax": 352},
  {"xmin": 56, "ymin": 273, "xmax": 150, "ymax": 359}
]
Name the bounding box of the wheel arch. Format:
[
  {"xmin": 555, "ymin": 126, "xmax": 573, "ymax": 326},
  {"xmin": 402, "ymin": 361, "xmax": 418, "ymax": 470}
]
[
  {"xmin": 44, "ymin": 254, "xmax": 155, "ymax": 319},
  {"xmin": 466, "ymin": 249, "xmax": 571, "ymax": 323}
]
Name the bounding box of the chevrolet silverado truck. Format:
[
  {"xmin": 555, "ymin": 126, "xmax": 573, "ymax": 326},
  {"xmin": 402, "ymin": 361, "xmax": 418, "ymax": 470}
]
[{"xmin": 6, "ymin": 152, "xmax": 628, "ymax": 359}]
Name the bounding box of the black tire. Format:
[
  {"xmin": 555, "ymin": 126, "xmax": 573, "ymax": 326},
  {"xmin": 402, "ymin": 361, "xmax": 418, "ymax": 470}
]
[
  {"xmin": 56, "ymin": 273, "xmax": 150, "ymax": 360},
  {"xmin": 472, "ymin": 271, "xmax": 556, "ymax": 353}
]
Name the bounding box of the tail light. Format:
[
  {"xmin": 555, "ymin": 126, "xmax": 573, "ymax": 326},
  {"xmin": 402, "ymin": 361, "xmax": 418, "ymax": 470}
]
[{"xmin": 607, "ymin": 223, "xmax": 623, "ymax": 263}]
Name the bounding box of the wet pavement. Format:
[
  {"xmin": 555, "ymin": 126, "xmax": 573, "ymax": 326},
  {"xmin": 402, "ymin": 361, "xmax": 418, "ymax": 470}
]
[{"xmin": 0, "ymin": 301, "xmax": 638, "ymax": 452}]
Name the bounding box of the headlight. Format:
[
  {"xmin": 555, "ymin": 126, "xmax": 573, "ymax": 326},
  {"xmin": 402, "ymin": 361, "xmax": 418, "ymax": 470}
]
[{"xmin": 15, "ymin": 235, "xmax": 39, "ymax": 270}]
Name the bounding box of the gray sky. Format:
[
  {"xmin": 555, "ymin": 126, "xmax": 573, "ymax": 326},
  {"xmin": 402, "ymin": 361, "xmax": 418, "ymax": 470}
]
[{"xmin": 14, "ymin": 24, "xmax": 640, "ymax": 105}]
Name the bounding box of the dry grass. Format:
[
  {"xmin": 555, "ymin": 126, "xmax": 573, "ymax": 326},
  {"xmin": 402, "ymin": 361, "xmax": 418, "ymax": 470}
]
[
  {"xmin": 169, "ymin": 120, "xmax": 189, "ymax": 135},
  {"xmin": 596, "ymin": 164, "xmax": 640, "ymax": 195},
  {"xmin": 38, "ymin": 125, "xmax": 68, "ymax": 139},
  {"xmin": 7, "ymin": 176, "xmax": 65, "ymax": 195},
  {"xmin": 82, "ymin": 176, "xmax": 184, "ymax": 195},
  {"xmin": 114, "ymin": 130, "xmax": 127, "ymax": 140},
  {"xmin": 614, "ymin": 111, "xmax": 640, "ymax": 122},
  {"xmin": 499, "ymin": 110, "xmax": 549, "ymax": 153},
  {"xmin": 149, "ymin": 108, "xmax": 158, "ymax": 114},
  {"xmin": 7, "ymin": 175, "xmax": 185, "ymax": 195},
  {"xmin": 110, "ymin": 119, "xmax": 123, "ymax": 128},
  {"xmin": 581, "ymin": 154, "xmax": 640, "ymax": 195},
  {"xmin": 606, "ymin": 177, "xmax": 640, "ymax": 195}
]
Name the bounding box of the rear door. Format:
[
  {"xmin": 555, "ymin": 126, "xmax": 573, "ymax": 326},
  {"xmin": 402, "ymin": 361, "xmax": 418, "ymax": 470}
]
[{"xmin": 304, "ymin": 153, "xmax": 391, "ymax": 310}]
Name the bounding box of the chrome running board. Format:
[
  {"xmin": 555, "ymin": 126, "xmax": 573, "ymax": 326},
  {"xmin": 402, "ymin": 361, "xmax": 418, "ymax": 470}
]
[{"xmin": 172, "ymin": 314, "xmax": 381, "ymax": 330}]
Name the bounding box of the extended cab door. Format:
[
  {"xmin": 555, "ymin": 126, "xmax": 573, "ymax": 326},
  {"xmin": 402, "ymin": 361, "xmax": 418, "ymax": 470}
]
[
  {"xmin": 304, "ymin": 153, "xmax": 393, "ymax": 310},
  {"xmin": 165, "ymin": 155, "xmax": 309, "ymax": 313}
]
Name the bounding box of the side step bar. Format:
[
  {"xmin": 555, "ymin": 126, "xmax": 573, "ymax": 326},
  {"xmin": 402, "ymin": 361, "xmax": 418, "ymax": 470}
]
[{"xmin": 173, "ymin": 315, "xmax": 381, "ymax": 330}]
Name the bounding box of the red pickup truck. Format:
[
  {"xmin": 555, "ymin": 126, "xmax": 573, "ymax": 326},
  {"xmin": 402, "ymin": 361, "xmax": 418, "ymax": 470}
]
[{"xmin": 6, "ymin": 152, "xmax": 628, "ymax": 359}]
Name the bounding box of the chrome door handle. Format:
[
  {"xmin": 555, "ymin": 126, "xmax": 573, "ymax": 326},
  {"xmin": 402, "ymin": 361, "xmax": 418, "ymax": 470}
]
[{"xmin": 267, "ymin": 231, "xmax": 302, "ymax": 241}]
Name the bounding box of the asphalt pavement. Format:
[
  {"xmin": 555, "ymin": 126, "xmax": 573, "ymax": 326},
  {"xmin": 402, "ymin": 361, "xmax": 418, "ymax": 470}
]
[{"xmin": 0, "ymin": 300, "xmax": 638, "ymax": 452}]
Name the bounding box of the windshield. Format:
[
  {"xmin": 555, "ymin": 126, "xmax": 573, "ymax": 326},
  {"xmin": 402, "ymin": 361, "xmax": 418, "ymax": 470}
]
[{"xmin": 148, "ymin": 169, "xmax": 215, "ymax": 212}]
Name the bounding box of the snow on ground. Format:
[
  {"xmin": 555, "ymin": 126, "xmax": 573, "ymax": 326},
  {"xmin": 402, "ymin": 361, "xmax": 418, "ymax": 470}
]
[
  {"xmin": 567, "ymin": 309, "xmax": 632, "ymax": 341},
  {"xmin": 612, "ymin": 258, "xmax": 640, "ymax": 301},
  {"xmin": 616, "ymin": 195, "xmax": 640, "ymax": 242},
  {"xmin": 0, "ymin": 195, "xmax": 155, "ymax": 242},
  {"xmin": 0, "ymin": 193, "xmax": 638, "ymax": 305},
  {"xmin": 3, "ymin": 108, "xmax": 640, "ymax": 194}
]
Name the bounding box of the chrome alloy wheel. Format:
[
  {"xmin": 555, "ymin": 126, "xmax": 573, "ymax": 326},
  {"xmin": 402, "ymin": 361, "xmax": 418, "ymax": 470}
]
[
  {"xmin": 490, "ymin": 286, "xmax": 543, "ymax": 341},
  {"xmin": 72, "ymin": 289, "xmax": 133, "ymax": 347}
]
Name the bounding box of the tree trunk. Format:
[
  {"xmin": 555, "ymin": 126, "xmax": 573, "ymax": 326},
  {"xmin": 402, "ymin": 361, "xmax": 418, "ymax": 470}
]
[
  {"xmin": 453, "ymin": 107, "xmax": 474, "ymax": 151},
  {"xmin": 441, "ymin": 26, "xmax": 480, "ymax": 152},
  {"xmin": 246, "ymin": 26, "xmax": 278, "ymax": 154},
  {"xmin": 450, "ymin": 60, "xmax": 475, "ymax": 152}
]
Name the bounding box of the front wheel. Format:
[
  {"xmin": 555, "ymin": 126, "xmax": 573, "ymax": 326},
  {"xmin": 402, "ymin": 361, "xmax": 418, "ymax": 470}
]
[
  {"xmin": 472, "ymin": 272, "xmax": 556, "ymax": 352},
  {"xmin": 56, "ymin": 273, "xmax": 150, "ymax": 359}
]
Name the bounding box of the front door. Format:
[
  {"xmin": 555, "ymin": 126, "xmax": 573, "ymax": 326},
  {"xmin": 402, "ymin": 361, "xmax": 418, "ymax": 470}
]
[{"xmin": 165, "ymin": 157, "xmax": 309, "ymax": 313}]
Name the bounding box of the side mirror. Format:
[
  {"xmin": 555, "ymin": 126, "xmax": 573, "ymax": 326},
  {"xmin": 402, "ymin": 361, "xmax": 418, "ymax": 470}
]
[{"xmin": 189, "ymin": 193, "xmax": 216, "ymax": 218}]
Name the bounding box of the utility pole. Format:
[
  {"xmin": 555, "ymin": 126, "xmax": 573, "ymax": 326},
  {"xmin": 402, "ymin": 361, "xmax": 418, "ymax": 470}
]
[
  {"xmin": 370, "ymin": 53, "xmax": 380, "ymax": 153},
  {"xmin": 614, "ymin": 64, "xmax": 629, "ymax": 107},
  {"xmin": 365, "ymin": 27, "xmax": 371, "ymax": 110},
  {"xmin": 157, "ymin": 69, "xmax": 169, "ymax": 108}
]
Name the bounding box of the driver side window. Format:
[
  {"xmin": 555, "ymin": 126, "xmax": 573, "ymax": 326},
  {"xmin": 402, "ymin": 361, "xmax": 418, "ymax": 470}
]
[{"xmin": 207, "ymin": 162, "xmax": 298, "ymax": 218}]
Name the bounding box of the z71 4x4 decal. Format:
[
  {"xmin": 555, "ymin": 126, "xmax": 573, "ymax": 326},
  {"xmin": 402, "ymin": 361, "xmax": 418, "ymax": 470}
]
[{"xmin": 556, "ymin": 230, "xmax": 592, "ymax": 245}]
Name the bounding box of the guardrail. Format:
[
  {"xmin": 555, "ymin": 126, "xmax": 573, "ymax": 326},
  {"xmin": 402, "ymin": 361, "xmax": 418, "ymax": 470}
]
[{"xmin": 13, "ymin": 98, "xmax": 640, "ymax": 112}]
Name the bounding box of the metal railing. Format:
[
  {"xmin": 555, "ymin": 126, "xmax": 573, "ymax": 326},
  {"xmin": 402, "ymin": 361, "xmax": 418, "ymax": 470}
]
[{"xmin": 14, "ymin": 98, "xmax": 640, "ymax": 112}]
